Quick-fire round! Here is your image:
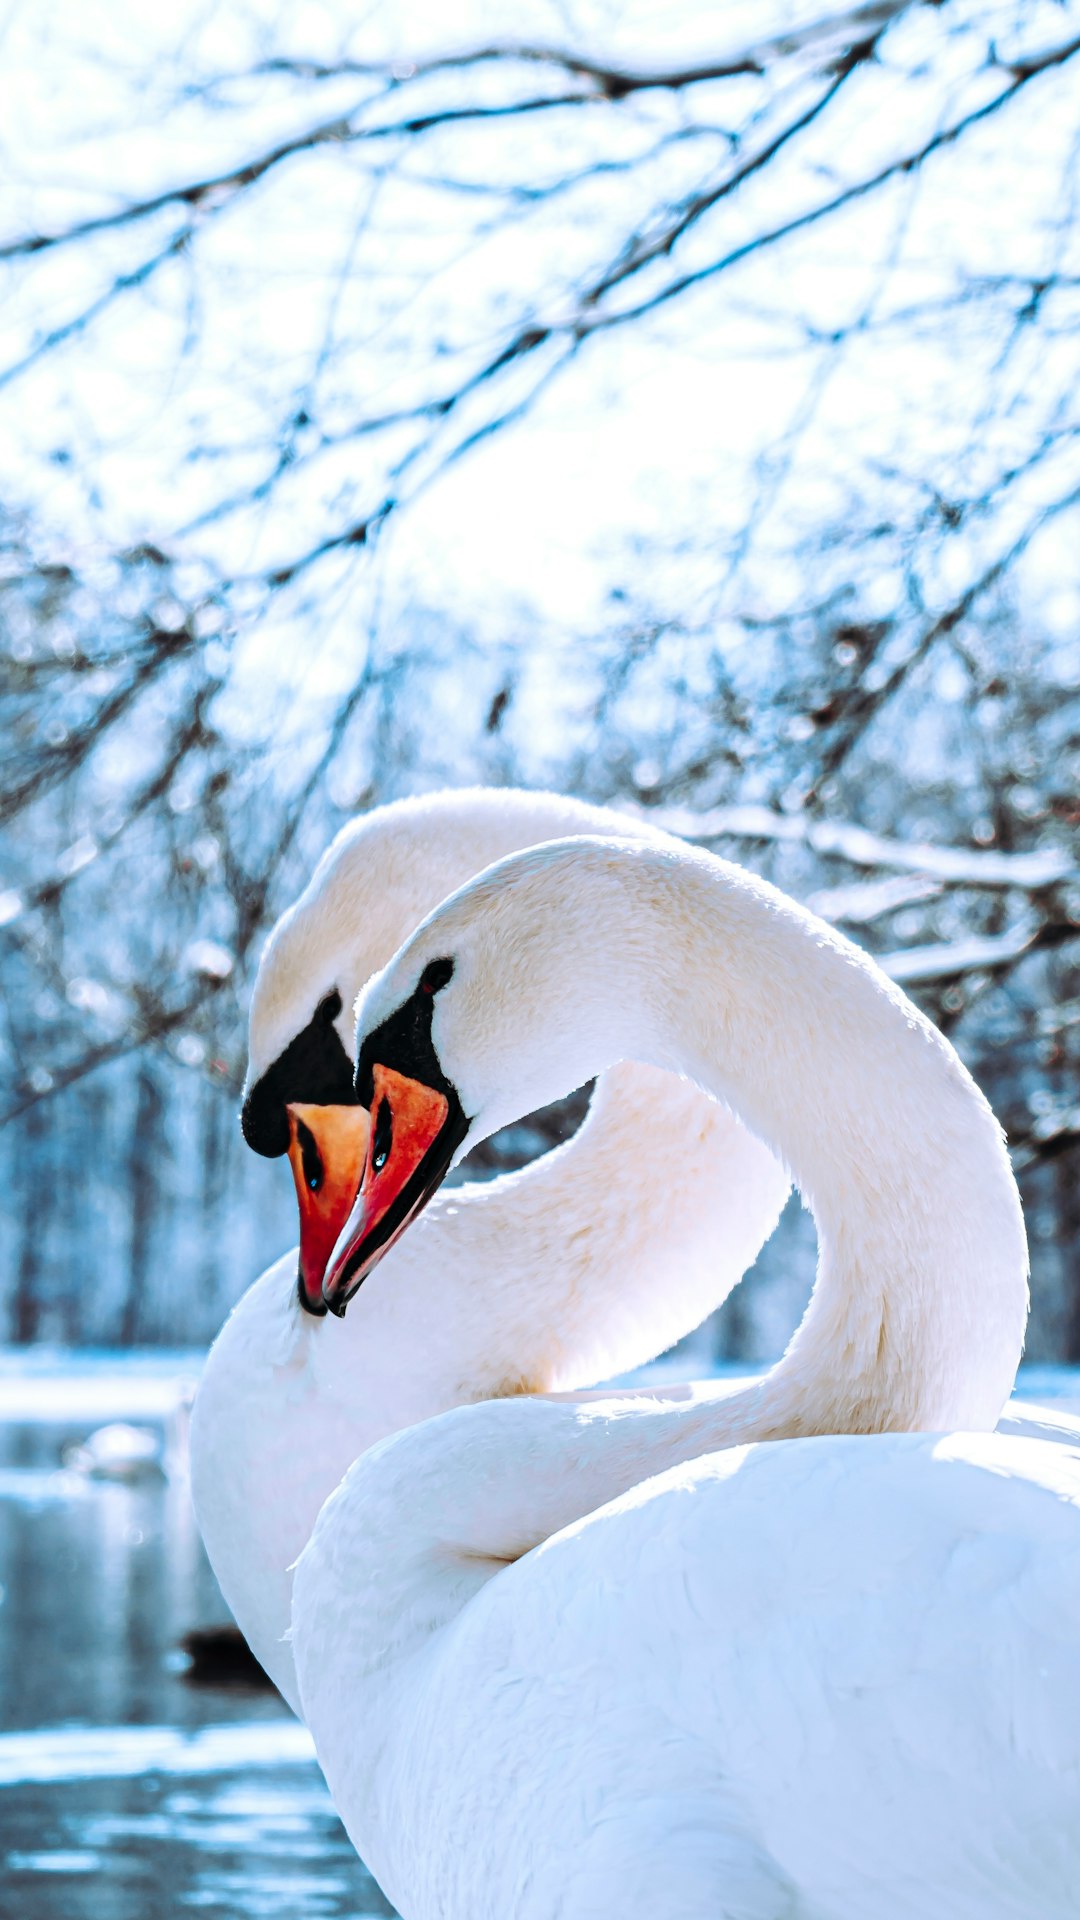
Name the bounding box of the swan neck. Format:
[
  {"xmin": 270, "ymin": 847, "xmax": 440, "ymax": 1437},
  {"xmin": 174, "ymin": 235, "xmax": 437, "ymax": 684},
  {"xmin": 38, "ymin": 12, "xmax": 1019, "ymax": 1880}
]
[
  {"xmin": 597, "ymin": 849, "xmax": 1028, "ymax": 1432},
  {"xmin": 316, "ymin": 1053, "xmax": 786, "ymax": 1410}
]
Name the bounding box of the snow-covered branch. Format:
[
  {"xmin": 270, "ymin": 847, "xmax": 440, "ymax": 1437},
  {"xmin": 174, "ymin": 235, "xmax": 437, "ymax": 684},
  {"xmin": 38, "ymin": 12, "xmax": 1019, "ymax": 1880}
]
[
  {"xmin": 642, "ymin": 805, "xmax": 1076, "ymax": 891},
  {"xmin": 881, "ymin": 921, "xmax": 1037, "ymax": 985}
]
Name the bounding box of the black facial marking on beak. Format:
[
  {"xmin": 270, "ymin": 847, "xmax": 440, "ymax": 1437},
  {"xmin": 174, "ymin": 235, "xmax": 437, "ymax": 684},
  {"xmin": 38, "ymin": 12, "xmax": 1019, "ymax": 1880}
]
[
  {"xmin": 241, "ymin": 990, "xmax": 354, "ymax": 1157},
  {"xmin": 353, "ymin": 958, "xmax": 456, "ymax": 1108}
]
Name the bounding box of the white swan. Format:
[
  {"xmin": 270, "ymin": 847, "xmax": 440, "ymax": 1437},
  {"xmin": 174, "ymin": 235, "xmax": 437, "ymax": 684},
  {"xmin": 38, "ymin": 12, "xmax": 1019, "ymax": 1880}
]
[
  {"xmin": 191, "ymin": 792, "xmax": 789, "ymax": 1710},
  {"xmin": 291, "ymin": 836, "xmax": 1080, "ymax": 1920}
]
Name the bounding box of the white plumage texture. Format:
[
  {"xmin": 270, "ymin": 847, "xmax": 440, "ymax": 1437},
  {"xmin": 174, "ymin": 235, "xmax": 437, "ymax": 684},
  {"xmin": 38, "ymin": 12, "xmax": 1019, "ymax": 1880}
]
[{"xmin": 294, "ymin": 1406, "xmax": 1080, "ymax": 1920}]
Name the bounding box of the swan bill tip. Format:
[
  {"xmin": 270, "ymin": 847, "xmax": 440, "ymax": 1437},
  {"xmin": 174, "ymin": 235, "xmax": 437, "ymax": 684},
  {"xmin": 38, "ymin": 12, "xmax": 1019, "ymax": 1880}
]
[{"xmin": 296, "ymin": 1262, "xmax": 329, "ymax": 1317}]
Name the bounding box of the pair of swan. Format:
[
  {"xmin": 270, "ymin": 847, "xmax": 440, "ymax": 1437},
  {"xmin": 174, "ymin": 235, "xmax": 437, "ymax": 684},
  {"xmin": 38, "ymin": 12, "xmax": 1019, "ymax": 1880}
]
[
  {"xmin": 192, "ymin": 790, "xmax": 789, "ymax": 1709},
  {"xmin": 193, "ymin": 792, "xmax": 1079, "ymax": 1919}
]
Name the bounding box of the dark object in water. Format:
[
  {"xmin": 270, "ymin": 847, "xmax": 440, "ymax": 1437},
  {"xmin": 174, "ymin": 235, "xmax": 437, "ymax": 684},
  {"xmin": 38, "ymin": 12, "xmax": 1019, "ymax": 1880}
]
[{"xmin": 176, "ymin": 1625, "xmax": 279, "ymax": 1692}]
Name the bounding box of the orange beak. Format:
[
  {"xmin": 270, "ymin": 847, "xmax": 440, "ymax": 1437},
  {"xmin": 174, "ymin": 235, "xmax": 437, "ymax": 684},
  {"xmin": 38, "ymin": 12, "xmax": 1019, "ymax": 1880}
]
[
  {"xmin": 286, "ymin": 1102, "xmax": 370, "ymax": 1315},
  {"xmin": 321, "ymin": 1063, "xmax": 465, "ymax": 1316}
]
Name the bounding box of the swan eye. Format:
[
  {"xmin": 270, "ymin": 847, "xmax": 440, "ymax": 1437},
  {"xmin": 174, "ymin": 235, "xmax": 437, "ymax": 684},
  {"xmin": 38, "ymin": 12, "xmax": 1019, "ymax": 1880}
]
[
  {"xmin": 297, "ymin": 1120, "xmax": 323, "ymax": 1194},
  {"xmin": 372, "ymin": 1098, "xmax": 393, "ymax": 1173},
  {"xmin": 419, "ymin": 957, "xmax": 454, "ymax": 996}
]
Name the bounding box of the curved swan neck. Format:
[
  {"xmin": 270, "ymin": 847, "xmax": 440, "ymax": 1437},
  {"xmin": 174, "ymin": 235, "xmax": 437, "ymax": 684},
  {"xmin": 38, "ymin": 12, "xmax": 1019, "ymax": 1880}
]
[
  {"xmin": 418, "ymin": 839, "xmax": 1028, "ymax": 1433},
  {"xmin": 628, "ymin": 850, "xmax": 1027, "ymax": 1431},
  {"xmin": 305, "ymin": 1055, "xmax": 786, "ymax": 1408}
]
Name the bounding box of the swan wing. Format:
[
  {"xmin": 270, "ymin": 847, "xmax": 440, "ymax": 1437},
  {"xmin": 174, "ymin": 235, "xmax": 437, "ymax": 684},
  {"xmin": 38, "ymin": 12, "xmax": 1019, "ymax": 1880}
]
[{"xmin": 378, "ymin": 1430, "xmax": 1080, "ymax": 1920}]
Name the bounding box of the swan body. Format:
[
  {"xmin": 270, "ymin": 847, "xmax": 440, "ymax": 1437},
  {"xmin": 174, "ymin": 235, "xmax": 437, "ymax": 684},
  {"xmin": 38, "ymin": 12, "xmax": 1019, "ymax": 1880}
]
[
  {"xmin": 191, "ymin": 796, "xmax": 788, "ymax": 1708},
  {"xmin": 296, "ymin": 1401, "xmax": 1080, "ymax": 1920},
  {"xmin": 291, "ymin": 836, "xmax": 1077, "ymax": 1916}
]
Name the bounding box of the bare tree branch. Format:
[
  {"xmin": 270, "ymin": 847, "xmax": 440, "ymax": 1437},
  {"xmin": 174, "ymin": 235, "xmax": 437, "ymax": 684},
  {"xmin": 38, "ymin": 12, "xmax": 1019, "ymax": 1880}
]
[
  {"xmin": 577, "ymin": 32, "xmax": 1080, "ymax": 331},
  {"xmin": 0, "ymin": 624, "xmax": 200, "ymax": 826},
  {"xmin": 193, "ymin": 5, "xmax": 918, "ymax": 99}
]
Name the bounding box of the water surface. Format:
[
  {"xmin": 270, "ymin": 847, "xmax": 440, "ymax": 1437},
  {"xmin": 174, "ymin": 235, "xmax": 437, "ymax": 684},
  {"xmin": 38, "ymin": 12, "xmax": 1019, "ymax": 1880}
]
[{"xmin": 0, "ymin": 1355, "xmax": 394, "ymax": 1917}]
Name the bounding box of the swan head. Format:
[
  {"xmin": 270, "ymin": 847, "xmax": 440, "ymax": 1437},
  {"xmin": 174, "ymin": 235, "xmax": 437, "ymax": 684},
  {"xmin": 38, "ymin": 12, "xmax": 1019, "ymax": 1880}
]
[
  {"xmin": 239, "ymin": 802, "xmax": 662, "ymax": 1317},
  {"xmin": 321, "ymin": 839, "xmax": 640, "ymax": 1315}
]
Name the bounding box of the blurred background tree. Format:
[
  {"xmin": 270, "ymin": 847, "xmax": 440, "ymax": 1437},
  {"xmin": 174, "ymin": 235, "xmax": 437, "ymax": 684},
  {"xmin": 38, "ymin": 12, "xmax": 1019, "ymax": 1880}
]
[{"xmin": 1, "ymin": 0, "xmax": 1077, "ymax": 1354}]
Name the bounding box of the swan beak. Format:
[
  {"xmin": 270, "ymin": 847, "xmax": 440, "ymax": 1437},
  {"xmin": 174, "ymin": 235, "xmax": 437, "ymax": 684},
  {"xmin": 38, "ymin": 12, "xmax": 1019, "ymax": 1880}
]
[
  {"xmin": 286, "ymin": 1103, "xmax": 371, "ymax": 1317},
  {"xmin": 321, "ymin": 1064, "xmax": 465, "ymax": 1316}
]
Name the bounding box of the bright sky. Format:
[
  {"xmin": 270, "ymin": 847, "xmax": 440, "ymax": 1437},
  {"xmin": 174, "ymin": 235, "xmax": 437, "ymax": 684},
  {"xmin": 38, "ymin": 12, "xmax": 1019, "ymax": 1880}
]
[{"xmin": 0, "ymin": 0, "xmax": 1077, "ymax": 758}]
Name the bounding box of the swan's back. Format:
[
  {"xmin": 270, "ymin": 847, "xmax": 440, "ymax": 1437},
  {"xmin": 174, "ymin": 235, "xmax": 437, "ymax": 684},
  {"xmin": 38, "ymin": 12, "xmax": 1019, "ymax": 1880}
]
[{"xmin": 295, "ymin": 1419, "xmax": 1080, "ymax": 1920}]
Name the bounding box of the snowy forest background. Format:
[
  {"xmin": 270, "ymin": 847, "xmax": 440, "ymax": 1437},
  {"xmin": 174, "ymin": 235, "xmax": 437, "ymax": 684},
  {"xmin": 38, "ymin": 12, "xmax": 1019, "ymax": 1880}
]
[{"xmin": 1, "ymin": 0, "xmax": 1078, "ymax": 1361}]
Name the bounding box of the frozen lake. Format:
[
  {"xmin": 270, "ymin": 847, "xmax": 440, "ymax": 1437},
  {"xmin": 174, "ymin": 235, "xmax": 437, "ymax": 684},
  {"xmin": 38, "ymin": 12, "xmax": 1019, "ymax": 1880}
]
[{"xmin": 2, "ymin": 1351, "xmax": 1078, "ymax": 1917}]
